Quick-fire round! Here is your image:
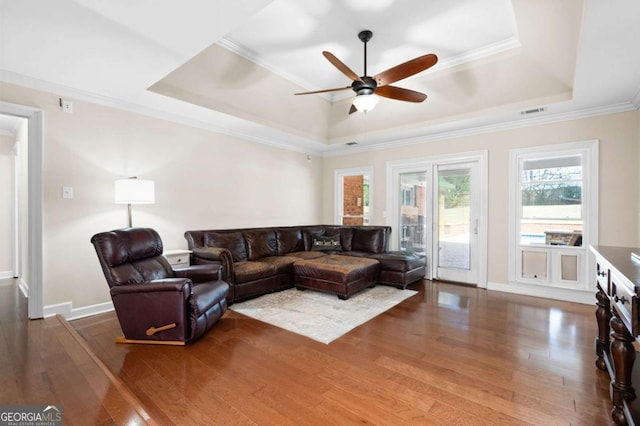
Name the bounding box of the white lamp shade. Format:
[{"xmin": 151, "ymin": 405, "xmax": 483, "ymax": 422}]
[
  {"xmin": 114, "ymin": 179, "xmax": 155, "ymax": 204},
  {"xmin": 352, "ymin": 93, "xmax": 380, "ymax": 113}
]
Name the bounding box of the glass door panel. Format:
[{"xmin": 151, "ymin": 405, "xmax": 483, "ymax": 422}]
[
  {"xmin": 435, "ymin": 162, "xmax": 479, "ymax": 284},
  {"xmin": 438, "ymin": 169, "xmax": 471, "ymax": 270},
  {"xmin": 398, "ymin": 171, "xmax": 427, "ymax": 254}
]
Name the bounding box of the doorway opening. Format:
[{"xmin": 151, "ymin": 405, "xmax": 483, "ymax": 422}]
[{"xmin": 0, "ymin": 101, "xmax": 44, "ymax": 319}]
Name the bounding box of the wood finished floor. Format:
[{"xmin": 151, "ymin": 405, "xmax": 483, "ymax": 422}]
[
  {"xmin": 1, "ymin": 277, "xmax": 614, "ymax": 424},
  {"xmin": 0, "ymin": 279, "xmax": 151, "ymax": 425},
  {"xmin": 70, "ymin": 280, "xmax": 613, "ymax": 425}
]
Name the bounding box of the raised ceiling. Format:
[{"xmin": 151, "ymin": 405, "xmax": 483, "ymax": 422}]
[{"xmin": 1, "ymin": 0, "xmax": 639, "ymax": 154}]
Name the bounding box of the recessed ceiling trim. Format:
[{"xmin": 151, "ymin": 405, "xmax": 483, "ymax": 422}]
[
  {"xmin": 217, "ymin": 37, "xmax": 332, "ymax": 101},
  {"xmin": 327, "ymin": 36, "xmax": 522, "ymax": 102},
  {"xmin": 0, "ymin": 69, "xmax": 328, "ymax": 155},
  {"xmin": 219, "ymin": 35, "xmax": 521, "ymax": 103}
]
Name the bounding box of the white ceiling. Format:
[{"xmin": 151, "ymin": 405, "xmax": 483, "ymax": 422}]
[{"xmin": 0, "ymin": 0, "xmax": 639, "ymax": 155}]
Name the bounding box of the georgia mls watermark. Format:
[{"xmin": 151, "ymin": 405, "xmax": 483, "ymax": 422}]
[{"xmin": 0, "ymin": 405, "xmax": 62, "ymax": 426}]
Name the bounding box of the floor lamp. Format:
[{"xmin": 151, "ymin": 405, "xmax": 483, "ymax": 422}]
[{"xmin": 114, "ymin": 177, "xmax": 155, "ymax": 228}]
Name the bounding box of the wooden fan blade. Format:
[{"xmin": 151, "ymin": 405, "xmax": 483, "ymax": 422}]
[
  {"xmin": 295, "ymin": 86, "xmax": 352, "ymax": 95},
  {"xmin": 323, "ymin": 51, "xmax": 361, "ymax": 82},
  {"xmin": 349, "ymin": 104, "xmax": 357, "ymax": 114},
  {"xmin": 376, "ymin": 85, "xmax": 427, "ymax": 103},
  {"xmin": 373, "ymin": 54, "xmax": 438, "ymax": 87}
]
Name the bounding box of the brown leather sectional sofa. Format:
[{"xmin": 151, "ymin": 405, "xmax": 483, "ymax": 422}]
[{"xmin": 184, "ymin": 225, "xmax": 426, "ymax": 304}]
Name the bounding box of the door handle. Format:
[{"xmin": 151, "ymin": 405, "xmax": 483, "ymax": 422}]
[{"xmin": 474, "ymin": 219, "xmax": 478, "ymax": 235}]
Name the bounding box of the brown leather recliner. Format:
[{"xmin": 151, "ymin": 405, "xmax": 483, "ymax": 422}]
[{"xmin": 91, "ymin": 228, "xmax": 229, "ymax": 345}]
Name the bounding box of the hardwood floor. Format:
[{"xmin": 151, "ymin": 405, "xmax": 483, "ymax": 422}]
[
  {"xmin": 2, "ymin": 277, "xmax": 614, "ymax": 424},
  {"xmin": 0, "ymin": 279, "xmax": 151, "ymax": 425}
]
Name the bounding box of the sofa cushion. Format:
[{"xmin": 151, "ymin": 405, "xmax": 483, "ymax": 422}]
[
  {"xmin": 258, "ymin": 256, "xmax": 299, "ymax": 274},
  {"xmin": 234, "ymin": 261, "xmax": 276, "ymax": 283},
  {"xmin": 204, "ymin": 232, "xmax": 247, "ymax": 262},
  {"xmin": 352, "ymin": 228, "xmax": 386, "ymax": 254},
  {"xmin": 288, "ymin": 251, "xmax": 327, "ymax": 260},
  {"xmin": 311, "ymin": 235, "xmax": 342, "ymax": 251},
  {"xmin": 276, "ymin": 228, "xmax": 305, "ymax": 255},
  {"xmin": 324, "ymin": 226, "xmax": 354, "ymax": 251},
  {"xmin": 243, "ymin": 230, "xmax": 278, "ymax": 260}
]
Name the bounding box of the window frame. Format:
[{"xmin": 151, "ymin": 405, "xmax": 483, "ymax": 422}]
[
  {"xmin": 508, "ymin": 140, "xmax": 598, "ymax": 290},
  {"xmin": 334, "ymin": 166, "xmax": 374, "ymax": 225}
]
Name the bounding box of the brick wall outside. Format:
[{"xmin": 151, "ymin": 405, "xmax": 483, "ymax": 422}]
[{"xmin": 343, "ymin": 175, "xmax": 364, "ymax": 226}]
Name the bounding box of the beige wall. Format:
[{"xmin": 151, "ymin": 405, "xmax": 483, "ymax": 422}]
[
  {"xmin": 321, "ymin": 110, "xmax": 640, "ymax": 285},
  {"xmin": 0, "ymin": 82, "xmax": 323, "ymax": 310}
]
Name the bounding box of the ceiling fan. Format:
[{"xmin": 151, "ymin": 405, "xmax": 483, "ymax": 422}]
[{"xmin": 295, "ymin": 30, "xmax": 438, "ymax": 114}]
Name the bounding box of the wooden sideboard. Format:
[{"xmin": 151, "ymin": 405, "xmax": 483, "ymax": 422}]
[{"xmin": 591, "ymin": 245, "xmax": 640, "ymax": 425}]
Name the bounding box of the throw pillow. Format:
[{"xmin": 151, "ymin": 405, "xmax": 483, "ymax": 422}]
[{"xmin": 311, "ymin": 235, "xmax": 342, "ymax": 251}]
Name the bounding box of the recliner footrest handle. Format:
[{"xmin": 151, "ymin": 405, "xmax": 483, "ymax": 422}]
[{"xmin": 145, "ymin": 322, "xmax": 177, "ymax": 336}]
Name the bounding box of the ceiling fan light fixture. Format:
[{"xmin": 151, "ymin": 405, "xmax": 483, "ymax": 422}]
[{"xmin": 352, "ymin": 93, "xmax": 379, "ymax": 112}]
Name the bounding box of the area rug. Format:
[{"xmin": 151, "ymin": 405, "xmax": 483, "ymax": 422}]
[{"xmin": 229, "ymin": 286, "xmax": 417, "ymax": 344}]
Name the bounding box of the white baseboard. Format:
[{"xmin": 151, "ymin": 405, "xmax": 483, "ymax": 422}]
[
  {"xmin": 487, "ymin": 281, "xmax": 594, "ymax": 305},
  {"xmin": 44, "ymin": 300, "xmax": 114, "ymax": 320},
  {"xmin": 0, "ymin": 271, "xmax": 14, "ymax": 279},
  {"xmin": 18, "ymin": 278, "xmax": 28, "ymax": 298}
]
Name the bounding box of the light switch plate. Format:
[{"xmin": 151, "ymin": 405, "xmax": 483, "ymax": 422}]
[
  {"xmin": 62, "ymin": 186, "xmax": 73, "ymax": 199},
  {"xmin": 60, "ymin": 99, "xmax": 73, "ymax": 113}
]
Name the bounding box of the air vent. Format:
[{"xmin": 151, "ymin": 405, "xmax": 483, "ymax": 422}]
[
  {"xmin": 520, "ymin": 107, "xmax": 546, "ymax": 115},
  {"xmin": 345, "ymin": 141, "xmax": 358, "ymax": 146}
]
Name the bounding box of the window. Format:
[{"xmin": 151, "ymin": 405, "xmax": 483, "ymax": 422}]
[
  {"xmin": 509, "ymin": 140, "xmax": 598, "ymax": 290},
  {"xmin": 520, "ymin": 155, "xmax": 583, "ymax": 246},
  {"xmin": 335, "ymin": 167, "xmax": 373, "ymax": 226},
  {"xmin": 401, "ymin": 187, "xmax": 414, "ymax": 206}
]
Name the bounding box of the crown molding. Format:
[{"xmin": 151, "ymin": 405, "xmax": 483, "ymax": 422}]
[
  {"xmin": 321, "ymin": 101, "xmax": 637, "ymax": 157},
  {"xmin": 0, "ymin": 70, "xmax": 327, "ymax": 156},
  {"xmin": 2, "ymin": 69, "xmax": 636, "ymax": 160}
]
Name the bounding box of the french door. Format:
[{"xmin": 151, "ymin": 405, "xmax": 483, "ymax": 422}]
[
  {"xmin": 388, "ymin": 153, "xmax": 487, "ymax": 287},
  {"xmin": 433, "ymin": 162, "xmax": 480, "ymax": 284}
]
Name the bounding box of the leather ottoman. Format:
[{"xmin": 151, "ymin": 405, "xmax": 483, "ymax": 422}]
[
  {"xmin": 369, "ymin": 251, "xmax": 426, "ymax": 289},
  {"xmin": 293, "ymin": 255, "xmax": 380, "ymax": 300}
]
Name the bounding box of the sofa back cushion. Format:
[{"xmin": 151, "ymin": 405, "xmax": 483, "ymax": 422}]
[
  {"xmin": 323, "ymin": 226, "xmax": 354, "ymax": 251},
  {"xmin": 352, "ymin": 228, "xmax": 386, "ymax": 253},
  {"xmin": 276, "ymin": 228, "xmax": 305, "ymax": 255},
  {"xmin": 243, "ymin": 229, "xmax": 278, "ymax": 260},
  {"xmin": 204, "ymin": 232, "xmax": 247, "ymax": 262},
  {"xmin": 302, "ymin": 226, "xmax": 325, "ymax": 250}
]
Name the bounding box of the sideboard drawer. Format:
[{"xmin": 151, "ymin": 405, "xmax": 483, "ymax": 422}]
[{"xmin": 611, "ymin": 269, "xmax": 640, "ymax": 336}]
